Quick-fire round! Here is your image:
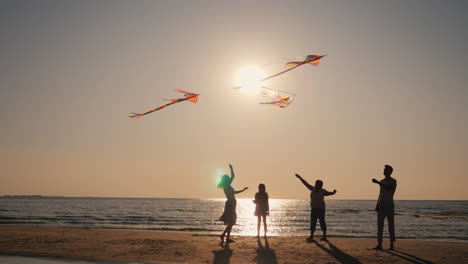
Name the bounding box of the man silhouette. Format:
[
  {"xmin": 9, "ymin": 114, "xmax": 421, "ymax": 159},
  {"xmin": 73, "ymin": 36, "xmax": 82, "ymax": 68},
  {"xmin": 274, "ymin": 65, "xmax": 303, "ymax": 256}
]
[{"xmin": 372, "ymin": 165, "xmax": 397, "ymax": 250}]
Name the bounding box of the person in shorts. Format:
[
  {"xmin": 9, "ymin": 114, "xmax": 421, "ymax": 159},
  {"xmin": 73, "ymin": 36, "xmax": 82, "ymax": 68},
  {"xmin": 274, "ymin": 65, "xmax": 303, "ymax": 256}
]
[{"xmin": 295, "ymin": 173, "xmax": 337, "ymax": 242}]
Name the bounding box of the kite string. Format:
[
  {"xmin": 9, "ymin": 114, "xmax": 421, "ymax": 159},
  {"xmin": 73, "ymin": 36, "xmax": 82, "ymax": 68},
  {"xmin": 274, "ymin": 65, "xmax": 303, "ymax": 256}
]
[{"xmin": 261, "ymin": 62, "xmax": 306, "ymax": 82}]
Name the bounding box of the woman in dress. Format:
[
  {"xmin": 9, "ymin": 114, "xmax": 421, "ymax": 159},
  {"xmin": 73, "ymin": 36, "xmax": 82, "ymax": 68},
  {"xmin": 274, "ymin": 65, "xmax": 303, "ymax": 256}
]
[
  {"xmin": 253, "ymin": 183, "xmax": 269, "ymax": 237},
  {"xmin": 218, "ymin": 164, "xmax": 248, "ymax": 243}
]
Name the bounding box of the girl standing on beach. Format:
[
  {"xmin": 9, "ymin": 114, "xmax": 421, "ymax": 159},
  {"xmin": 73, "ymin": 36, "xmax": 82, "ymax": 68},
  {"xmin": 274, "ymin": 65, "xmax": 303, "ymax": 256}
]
[
  {"xmin": 253, "ymin": 183, "xmax": 269, "ymax": 237},
  {"xmin": 218, "ymin": 164, "xmax": 248, "ymax": 243}
]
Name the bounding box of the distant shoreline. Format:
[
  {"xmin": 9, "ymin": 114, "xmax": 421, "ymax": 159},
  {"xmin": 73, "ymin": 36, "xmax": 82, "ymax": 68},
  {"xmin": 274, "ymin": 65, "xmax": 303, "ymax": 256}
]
[{"xmin": 1, "ymin": 196, "xmax": 466, "ymax": 201}]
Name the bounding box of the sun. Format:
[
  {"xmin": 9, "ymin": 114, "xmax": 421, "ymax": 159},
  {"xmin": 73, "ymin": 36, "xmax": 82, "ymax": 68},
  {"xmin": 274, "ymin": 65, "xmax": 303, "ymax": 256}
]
[{"xmin": 235, "ymin": 66, "xmax": 266, "ymax": 93}]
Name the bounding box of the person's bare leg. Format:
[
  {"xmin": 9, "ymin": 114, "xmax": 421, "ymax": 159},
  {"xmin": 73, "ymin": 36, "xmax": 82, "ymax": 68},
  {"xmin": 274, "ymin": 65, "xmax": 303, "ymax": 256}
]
[
  {"xmin": 319, "ymin": 212, "xmax": 327, "ymax": 241},
  {"xmin": 257, "ymin": 216, "xmax": 261, "ymax": 237},
  {"xmin": 220, "ymin": 226, "xmax": 229, "ymax": 243},
  {"xmin": 226, "ymin": 224, "xmax": 235, "ymax": 242},
  {"xmin": 263, "ymin": 215, "xmax": 267, "ymax": 237},
  {"xmin": 308, "ymin": 215, "xmax": 318, "ymax": 241}
]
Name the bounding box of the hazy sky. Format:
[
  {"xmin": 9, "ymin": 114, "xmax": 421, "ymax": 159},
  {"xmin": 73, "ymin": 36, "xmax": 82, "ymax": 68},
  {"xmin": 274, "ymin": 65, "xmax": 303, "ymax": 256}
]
[{"xmin": 1, "ymin": 0, "xmax": 467, "ymax": 199}]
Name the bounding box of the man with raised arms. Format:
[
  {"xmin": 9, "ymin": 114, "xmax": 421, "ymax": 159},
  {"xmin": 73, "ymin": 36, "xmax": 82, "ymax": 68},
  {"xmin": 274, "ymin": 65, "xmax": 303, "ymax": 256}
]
[{"xmin": 372, "ymin": 164, "xmax": 397, "ymax": 250}]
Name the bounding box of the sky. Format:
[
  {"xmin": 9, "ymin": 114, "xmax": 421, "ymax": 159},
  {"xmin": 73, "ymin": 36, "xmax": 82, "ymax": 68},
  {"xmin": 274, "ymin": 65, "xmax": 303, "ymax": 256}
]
[{"xmin": 0, "ymin": 0, "xmax": 467, "ymax": 200}]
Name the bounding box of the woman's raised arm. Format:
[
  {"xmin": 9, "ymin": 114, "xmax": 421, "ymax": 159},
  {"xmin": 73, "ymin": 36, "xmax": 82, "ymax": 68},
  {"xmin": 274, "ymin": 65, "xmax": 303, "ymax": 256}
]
[{"xmin": 229, "ymin": 164, "xmax": 235, "ymax": 183}]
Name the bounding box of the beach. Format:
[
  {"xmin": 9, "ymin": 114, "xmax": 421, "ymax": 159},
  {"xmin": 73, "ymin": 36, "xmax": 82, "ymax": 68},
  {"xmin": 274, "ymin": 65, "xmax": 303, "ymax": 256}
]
[{"xmin": 0, "ymin": 226, "xmax": 466, "ymax": 264}]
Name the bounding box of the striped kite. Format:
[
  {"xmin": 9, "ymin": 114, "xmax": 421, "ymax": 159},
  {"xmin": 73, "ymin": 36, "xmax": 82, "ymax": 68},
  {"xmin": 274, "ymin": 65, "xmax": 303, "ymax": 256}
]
[
  {"xmin": 234, "ymin": 54, "xmax": 326, "ymax": 89},
  {"xmin": 129, "ymin": 89, "xmax": 199, "ymax": 120},
  {"xmin": 266, "ymin": 54, "xmax": 326, "ymax": 82}
]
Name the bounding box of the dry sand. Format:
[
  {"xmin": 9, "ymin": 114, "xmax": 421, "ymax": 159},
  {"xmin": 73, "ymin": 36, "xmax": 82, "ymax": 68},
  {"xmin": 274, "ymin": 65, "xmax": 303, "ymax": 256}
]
[{"xmin": 0, "ymin": 225, "xmax": 466, "ymax": 264}]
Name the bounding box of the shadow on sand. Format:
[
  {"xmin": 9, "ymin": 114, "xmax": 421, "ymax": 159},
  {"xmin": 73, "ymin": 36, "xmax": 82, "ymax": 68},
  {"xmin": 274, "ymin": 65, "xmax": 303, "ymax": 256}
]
[
  {"xmin": 314, "ymin": 240, "xmax": 362, "ymax": 264},
  {"xmin": 213, "ymin": 242, "xmax": 233, "ymax": 264},
  {"xmin": 254, "ymin": 237, "xmax": 278, "ymax": 264},
  {"xmin": 382, "ymin": 249, "xmax": 434, "ymax": 264}
]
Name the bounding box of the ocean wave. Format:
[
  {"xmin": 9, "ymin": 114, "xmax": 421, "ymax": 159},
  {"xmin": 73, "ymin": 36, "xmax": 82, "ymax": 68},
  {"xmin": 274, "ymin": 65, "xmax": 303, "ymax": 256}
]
[
  {"xmin": 0, "ymin": 221, "xmax": 48, "ymax": 224},
  {"xmin": 409, "ymin": 211, "xmax": 468, "ymax": 219},
  {"xmin": 146, "ymin": 226, "xmax": 219, "ymax": 232},
  {"xmin": 77, "ymin": 225, "xmax": 220, "ymax": 233},
  {"xmin": 335, "ymin": 209, "xmax": 362, "ymax": 213},
  {"xmin": 0, "ymin": 216, "xmax": 19, "ymax": 220}
]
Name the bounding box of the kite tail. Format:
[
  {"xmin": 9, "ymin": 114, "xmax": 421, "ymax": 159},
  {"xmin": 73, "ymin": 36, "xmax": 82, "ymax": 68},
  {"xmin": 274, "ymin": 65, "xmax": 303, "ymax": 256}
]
[{"xmin": 129, "ymin": 112, "xmax": 145, "ymax": 120}]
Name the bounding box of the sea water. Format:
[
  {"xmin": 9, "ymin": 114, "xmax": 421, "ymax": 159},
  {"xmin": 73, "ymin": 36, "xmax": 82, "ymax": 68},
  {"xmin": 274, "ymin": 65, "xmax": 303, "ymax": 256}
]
[{"xmin": 0, "ymin": 197, "xmax": 466, "ymax": 242}]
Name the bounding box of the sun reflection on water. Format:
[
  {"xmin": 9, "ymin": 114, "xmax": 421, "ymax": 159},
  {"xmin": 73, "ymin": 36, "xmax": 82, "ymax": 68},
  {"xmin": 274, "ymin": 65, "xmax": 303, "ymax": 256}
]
[
  {"xmin": 234, "ymin": 198, "xmax": 306, "ymax": 236},
  {"xmin": 235, "ymin": 198, "xmax": 258, "ymax": 236}
]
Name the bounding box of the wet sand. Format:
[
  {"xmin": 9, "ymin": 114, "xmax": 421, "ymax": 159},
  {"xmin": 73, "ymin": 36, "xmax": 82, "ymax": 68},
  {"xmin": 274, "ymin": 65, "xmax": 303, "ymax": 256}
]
[{"xmin": 0, "ymin": 225, "xmax": 466, "ymax": 264}]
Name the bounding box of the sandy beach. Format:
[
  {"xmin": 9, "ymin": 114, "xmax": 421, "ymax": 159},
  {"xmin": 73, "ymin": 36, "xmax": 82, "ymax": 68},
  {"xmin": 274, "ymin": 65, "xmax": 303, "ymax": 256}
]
[{"xmin": 0, "ymin": 226, "xmax": 466, "ymax": 264}]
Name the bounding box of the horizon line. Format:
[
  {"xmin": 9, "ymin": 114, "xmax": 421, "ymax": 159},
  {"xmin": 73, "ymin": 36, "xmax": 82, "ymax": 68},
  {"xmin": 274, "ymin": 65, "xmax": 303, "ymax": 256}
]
[{"xmin": 1, "ymin": 195, "xmax": 466, "ymax": 201}]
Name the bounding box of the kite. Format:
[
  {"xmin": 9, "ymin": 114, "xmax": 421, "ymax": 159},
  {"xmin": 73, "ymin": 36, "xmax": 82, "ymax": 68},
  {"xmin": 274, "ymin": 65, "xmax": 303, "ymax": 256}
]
[
  {"xmin": 234, "ymin": 54, "xmax": 326, "ymax": 89},
  {"xmin": 259, "ymin": 86, "xmax": 296, "ymax": 108},
  {"xmin": 129, "ymin": 89, "xmax": 199, "ymax": 119},
  {"xmin": 261, "ymin": 54, "xmax": 325, "ymax": 82}
]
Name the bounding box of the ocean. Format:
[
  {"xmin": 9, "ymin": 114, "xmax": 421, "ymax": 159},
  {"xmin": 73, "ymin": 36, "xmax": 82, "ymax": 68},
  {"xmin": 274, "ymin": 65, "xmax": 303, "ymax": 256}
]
[{"xmin": 0, "ymin": 197, "xmax": 466, "ymax": 242}]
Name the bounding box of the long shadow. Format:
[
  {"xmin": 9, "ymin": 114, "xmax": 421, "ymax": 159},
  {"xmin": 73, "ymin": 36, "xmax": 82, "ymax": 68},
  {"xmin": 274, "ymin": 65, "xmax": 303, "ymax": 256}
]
[
  {"xmin": 382, "ymin": 249, "xmax": 434, "ymax": 264},
  {"xmin": 213, "ymin": 242, "xmax": 233, "ymax": 264},
  {"xmin": 254, "ymin": 237, "xmax": 278, "ymax": 264},
  {"xmin": 314, "ymin": 240, "xmax": 362, "ymax": 264}
]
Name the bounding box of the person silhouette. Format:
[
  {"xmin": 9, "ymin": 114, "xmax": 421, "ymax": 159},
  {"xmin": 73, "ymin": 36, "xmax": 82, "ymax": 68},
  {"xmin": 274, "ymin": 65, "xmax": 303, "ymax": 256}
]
[
  {"xmin": 253, "ymin": 183, "xmax": 269, "ymax": 237},
  {"xmin": 254, "ymin": 237, "xmax": 277, "ymax": 264},
  {"xmin": 295, "ymin": 173, "xmax": 336, "ymax": 242},
  {"xmin": 372, "ymin": 164, "xmax": 397, "ymax": 250},
  {"xmin": 213, "ymin": 242, "xmax": 233, "ymax": 264},
  {"xmin": 218, "ymin": 164, "xmax": 248, "ymax": 243}
]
